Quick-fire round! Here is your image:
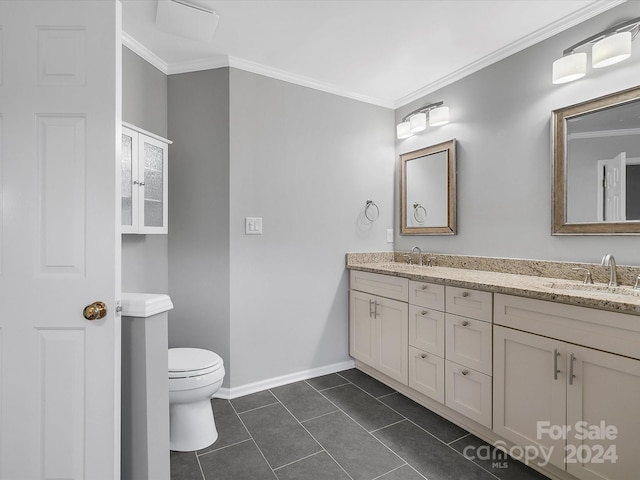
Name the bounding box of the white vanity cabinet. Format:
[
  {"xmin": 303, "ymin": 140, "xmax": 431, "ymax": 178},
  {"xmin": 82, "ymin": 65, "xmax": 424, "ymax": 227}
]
[
  {"xmin": 408, "ymin": 281, "xmax": 445, "ymax": 402},
  {"xmin": 444, "ymin": 287, "xmax": 493, "ymax": 428},
  {"xmin": 350, "ymin": 271, "xmax": 409, "ymax": 384},
  {"xmin": 121, "ymin": 123, "xmax": 171, "ymax": 234},
  {"xmin": 494, "ymin": 294, "xmax": 640, "ymax": 480}
]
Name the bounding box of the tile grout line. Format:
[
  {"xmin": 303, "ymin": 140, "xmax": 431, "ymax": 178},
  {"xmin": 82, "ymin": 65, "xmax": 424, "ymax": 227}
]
[
  {"xmin": 273, "ymin": 391, "xmax": 355, "ymax": 480},
  {"xmin": 369, "ymin": 387, "xmax": 505, "ymax": 480},
  {"xmin": 226, "ymin": 399, "xmax": 280, "ymax": 479},
  {"xmin": 194, "ymin": 452, "xmax": 207, "ymax": 480},
  {"xmin": 371, "ymin": 463, "xmax": 428, "ymax": 480},
  {"xmin": 271, "ymin": 450, "xmax": 325, "ymax": 472},
  {"xmin": 196, "ymin": 437, "xmax": 252, "ymax": 458},
  {"xmin": 331, "ymin": 371, "xmax": 503, "ymax": 480},
  {"xmin": 231, "ymin": 399, "xmax": 280, "ymax": 415},
  {"xmin": 447, "ymin": 432, "xmax": 471, "ymax": 446},
  {"xmin": 308, "ymin": 377, "xmax": 433, "ymax": 478}
]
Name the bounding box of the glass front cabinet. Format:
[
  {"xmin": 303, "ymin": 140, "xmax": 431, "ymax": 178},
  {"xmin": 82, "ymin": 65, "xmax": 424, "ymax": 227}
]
[{"xmin": 121, "ymin": 123, "xmax": 171, "ymax": 234}]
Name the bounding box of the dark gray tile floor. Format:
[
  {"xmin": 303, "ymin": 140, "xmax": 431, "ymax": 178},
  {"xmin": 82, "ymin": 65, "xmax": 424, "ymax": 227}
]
[{"xmin": 171, "ymin": 368, "xmax": 550, "ymax": 480}]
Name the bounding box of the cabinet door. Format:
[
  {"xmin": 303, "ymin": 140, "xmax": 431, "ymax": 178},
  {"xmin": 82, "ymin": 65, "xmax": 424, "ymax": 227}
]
[
  {"xmin": 409, "ymin": 305, "xmax": 444, "ymax": 356},
  {"xmin": 409, "ymin": 346, "xmax": 444, "ymax": 403},
  {"xmin": 121, "ymin": 127, "xmax": 139, "ymax": 233},
  {"xmin": 349, "ymin": 290, "xmax": 376, "ymax": 368},
  {"xmin": 138, "ymin": 134, "xmax": 168, "ymax": 234},
  {"xmin": 493, "ymin": 326, "xmax": 566, "ymax": 469},
  {"xmin": 445, "ymin": 314, "xmax": 492, "ymax": 375},
  {"xmin": 445, "ymin": 360, "xmax": 492, "ymax": 428},
  {"xmin": 566, "ymin": 345, "xmax": 640, "ymax": 480},
  {"xmin": 376, "ymin": 296, "xmax": 409, "ymax": 385}
]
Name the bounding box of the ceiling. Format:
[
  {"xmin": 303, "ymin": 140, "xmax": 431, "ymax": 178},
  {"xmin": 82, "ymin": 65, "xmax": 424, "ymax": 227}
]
[{"xmin": 122, "ymin": 0, "xmax": 623, "ymax": 108}]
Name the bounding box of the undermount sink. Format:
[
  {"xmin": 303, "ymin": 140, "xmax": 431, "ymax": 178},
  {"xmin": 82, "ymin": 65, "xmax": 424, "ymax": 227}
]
[{"xmin": 543, "ymin": 282, "xmax": 640, "ymax": 298}]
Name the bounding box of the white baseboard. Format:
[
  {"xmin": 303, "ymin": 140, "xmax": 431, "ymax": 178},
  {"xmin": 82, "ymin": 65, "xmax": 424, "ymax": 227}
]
[{"xmin": 214, "ymin": 359, "xmax": 355, "ymax": 400}]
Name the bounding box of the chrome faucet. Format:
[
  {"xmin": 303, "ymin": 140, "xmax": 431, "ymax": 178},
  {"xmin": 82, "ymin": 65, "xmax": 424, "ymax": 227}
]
[
  {"xmin": 601, "ymin": 254, "xmax": 618, "ymax": 287},
  {"xmin": 411, "ymin": 246, "xmax": 423, "ymax": 266}
]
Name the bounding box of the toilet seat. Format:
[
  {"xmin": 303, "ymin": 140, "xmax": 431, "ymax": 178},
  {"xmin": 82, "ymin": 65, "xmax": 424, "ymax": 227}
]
[{"xmin": 169, "ymin": 348, "xmax": 223, "ymax": 379}]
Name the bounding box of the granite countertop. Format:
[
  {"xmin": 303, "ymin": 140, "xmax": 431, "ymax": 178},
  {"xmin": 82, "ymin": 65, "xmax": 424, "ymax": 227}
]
[{"xmin": 347, "ymin": 256, "xmax": 640, "ymax": 316}]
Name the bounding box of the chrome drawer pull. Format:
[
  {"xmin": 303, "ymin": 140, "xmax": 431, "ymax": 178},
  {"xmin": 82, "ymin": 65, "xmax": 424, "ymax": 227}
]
[
  {"xmin": 553, "ymin": 349, "xmax": 560, "ymax": 380},
  {"xmin": 569, "ymin": 353, "xmax": 576, "ymax": 385}
]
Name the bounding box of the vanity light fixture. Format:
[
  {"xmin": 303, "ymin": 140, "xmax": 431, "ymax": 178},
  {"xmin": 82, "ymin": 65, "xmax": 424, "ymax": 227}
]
[
  {"xmin": 552, "ymin": 17, "xmax": 640, "ymax": 84},
  {"xmin": 396, "ymin": 101, "xmax": 449, "ymax": 139}
]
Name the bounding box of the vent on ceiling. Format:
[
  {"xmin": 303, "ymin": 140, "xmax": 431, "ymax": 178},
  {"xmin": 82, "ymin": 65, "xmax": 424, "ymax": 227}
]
[{"xmin": 155, "ymin": 0, "xmax": 219, "ymax": 42}]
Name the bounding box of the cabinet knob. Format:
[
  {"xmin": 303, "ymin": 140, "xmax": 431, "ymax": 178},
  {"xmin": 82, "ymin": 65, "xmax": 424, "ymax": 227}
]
[
  {"xmin": 461, "ymin": 320, "xmax": 469, "ymax": 327},
  {"xmin": 461, "ymin": 291, "xmax": 469, "ymax": 297},
  {"xmin": 421, "ymin": 353, "xmax": 427, "ymax": 359},
  {"xmin": 461, "ymin": 369, "xmax": 469, "ymax": 376},
  {"xmin": 421, "ymin": 310, "xmax": 428, "ymax": 316},
  {"xmin": 421, "ymin": 284, "xmax": 428, "ymax": 290}
]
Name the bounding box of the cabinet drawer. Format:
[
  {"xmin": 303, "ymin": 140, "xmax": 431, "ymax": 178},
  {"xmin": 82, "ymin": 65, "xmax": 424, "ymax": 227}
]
[
  {"xmin": 495, "ymin": 293, "xmax": 640, "ymax": 360},
  {"xmin": 350, "ymin": 270, "xmax": 408, "ymax": 302},
  {"xmin": 445, "ymin": 314, "xmax": 492, "ymax": 375},
  {"xmin": 445, "ymin": 360, "xmax": 492, "ymax": 429},
  {"xmin": 409, "ymin": 280, "xmax": 445, "ymax": 310},
  {"xmin": 409, "ymin": 305, "xmax": 444, "ymax": 357},
  {"xmin": 446, "ymin": 286, "xmax": 492, "ymax": 322},
  {"xmin": 409, "ymin": 346, "xmax": 444, "ymax": 403}
]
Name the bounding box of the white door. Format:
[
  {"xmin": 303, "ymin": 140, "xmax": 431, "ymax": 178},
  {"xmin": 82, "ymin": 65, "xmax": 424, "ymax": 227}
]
[
  {"xmin": 0, "ymin": 2, "xmax": 121, "ymax": 479},
  {"xmin": 597, "ymin": 152, "xmax": 626, "ymax": 221}
]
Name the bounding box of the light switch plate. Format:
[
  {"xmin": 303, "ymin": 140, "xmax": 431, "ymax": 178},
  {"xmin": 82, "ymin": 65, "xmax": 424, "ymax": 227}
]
[
  {"xmin": 245, "ymin": 217, "xmax": 263, "ymax": 235},
  {"xmin": 387, "ymin": 229, "xmax": 394, "ymax": 243}
]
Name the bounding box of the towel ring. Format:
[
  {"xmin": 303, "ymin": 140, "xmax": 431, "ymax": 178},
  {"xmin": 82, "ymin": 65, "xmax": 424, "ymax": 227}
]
[
  {"xmin": 364, "ymin": 200, "xmax": 379, "ymax": 222},
  {"xmin": 413, "ymin": 202, "xmax": 427, "ymax": 224}
]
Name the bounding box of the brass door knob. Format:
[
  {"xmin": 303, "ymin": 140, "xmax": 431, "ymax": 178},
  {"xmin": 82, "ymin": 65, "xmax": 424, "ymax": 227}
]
[{"xmin": 83, "ymin": 301, "xmax": 107, "ymax": 321}]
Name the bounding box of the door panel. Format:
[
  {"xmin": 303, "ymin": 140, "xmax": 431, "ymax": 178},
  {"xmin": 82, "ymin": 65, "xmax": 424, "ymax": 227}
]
[
  {"xmin": 567, "ymin": 345, "xmax": 640, "ymax": 480},
  {"xmin": 493, "ymin": 326, "xmax": 566, "ymax": 469},
  {"xmin": 0, "ymin": 2, "xmax": 120, "ymax": 478},
  {"xmin": 377, "ymin": 297, "xmax": 408, "ymax": 384}
]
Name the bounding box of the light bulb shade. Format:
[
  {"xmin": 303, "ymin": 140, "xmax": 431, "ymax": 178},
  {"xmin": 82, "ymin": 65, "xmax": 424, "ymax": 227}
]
[
  {"xmin": 552, "ymin": 52, "xmax": 587, "ymax": 84},
  {"xmin": 429, "ymin": 106, "xmax": 449, "ymax": 126},
  {"xmin": 409, "ymin": 113, "xmax": 427, "ymax": 133},
  {"xmin": 592, "ymin": 31, "xmax": 632, "ymax": 68},
  {"xmin": 396, "ymin": 121, "xmax": 412, "ymax": 139}
]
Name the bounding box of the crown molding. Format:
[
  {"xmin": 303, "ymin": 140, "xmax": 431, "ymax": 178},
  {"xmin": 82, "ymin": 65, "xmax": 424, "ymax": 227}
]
[
  {"xmin": 227, "ymin": 56, "xmax": 394, "ymax": 108},
  {"xmin": 122, "ymin": 31, "xmax": 168, "ymax": 74},
  {"xmin": 568, "ymin": 127, "xmax": 640, "ymax": 140},
  {"xmin": 394, "ymin": 0, "xmax": 626, "ymax": 108},
  {"xmin": 122, "ymin": 0, "xmax": 623, "ymax": 110},
  {"xmin": 165, "ymin": 55, "xmax": 229, "ymax": 75}
]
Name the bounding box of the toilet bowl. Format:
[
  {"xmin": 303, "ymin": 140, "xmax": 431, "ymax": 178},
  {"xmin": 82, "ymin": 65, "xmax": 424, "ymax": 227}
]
[{"xmin": 168, "ymin": 348, "xmax": 225, "ymax": 452}]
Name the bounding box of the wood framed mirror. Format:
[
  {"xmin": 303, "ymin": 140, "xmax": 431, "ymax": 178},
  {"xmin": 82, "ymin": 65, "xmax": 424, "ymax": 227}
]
[
  {"xmin": 400, "ymin": 139, "xmax": 456, "ymax": 235},
  {"xmin": 552, "ymin": 85, "xmax": 640, "ymax": 235}
]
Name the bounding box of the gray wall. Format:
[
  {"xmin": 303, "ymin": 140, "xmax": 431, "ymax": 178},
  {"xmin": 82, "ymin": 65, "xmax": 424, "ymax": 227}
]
[
  {"xmin": 121, "ymin": 46, "xmax": 169, "ymax": 293},
  {"xmin": 167, "ymin": 68, "xmax": 393, "ymax": 389},
  {"xmin": 228, "ymin": 69, "xmax": 394, "ymax": 387},
  {"xmin": 167, "ymin": 69, "xmax": 232, "ymax": 384},
  {"xmin": 395, "ymin": 1, "xmax": 640, "ymax": 267}
]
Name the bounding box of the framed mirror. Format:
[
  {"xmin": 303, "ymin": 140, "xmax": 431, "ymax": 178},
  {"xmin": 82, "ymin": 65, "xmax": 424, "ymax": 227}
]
[
  {"xmin": 400, "ymin": 139, "xmax": 456, "ymax": 235},
  {"xmin": 553, "ymin": 85, "xmax": 640, "ymax": 234}
]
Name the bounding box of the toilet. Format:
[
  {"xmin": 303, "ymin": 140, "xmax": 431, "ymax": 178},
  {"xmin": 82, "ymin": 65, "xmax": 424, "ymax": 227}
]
[{"xmin": 168, "ymin": 348, "xmax": 225, "ymax": 452}]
